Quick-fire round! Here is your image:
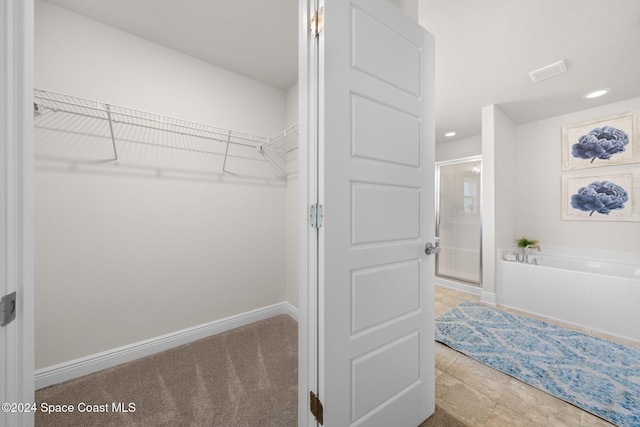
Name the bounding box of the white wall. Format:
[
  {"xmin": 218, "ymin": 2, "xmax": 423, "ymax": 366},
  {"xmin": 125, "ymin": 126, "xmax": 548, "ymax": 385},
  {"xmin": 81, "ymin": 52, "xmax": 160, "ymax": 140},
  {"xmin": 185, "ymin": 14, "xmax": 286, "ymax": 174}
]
[
  {"xmin": 482, "ymin": 105, "xmax": 516, "ymax": 299},
  {"xmin": 35, "ymin": 0, "xmax": 285, "ymax": 137},
  {"xmin": 494, "ymin": 109, "xmax": 517, "ymax": 253},
  {"xmin": 34, "ymin": 0, "xmax": 289, "ymax": 369},
  {"xmin": 285, "ymin": 176, "xmax": 299, "ymax": 309},
  {"xmin": 435, "ymin": 134, "xmax": 481, "ymax": 162},
  {"xmin": 285, "ymin": 81, "xmax": 299, "ymax": 128},
  {"xmin": 285, "ymin": 83, "xmax": 299, "ymax": 309},
  {"xmin": 515, "ymin": 97, "xmax": 640, "ymax": 253},
  {"xmin": 388, "ymin": 0, "xmax": 419, "ymax": 21},
  {"xmin": 482, "ymin": 97, "xmax": 640, "ymax": 304}
]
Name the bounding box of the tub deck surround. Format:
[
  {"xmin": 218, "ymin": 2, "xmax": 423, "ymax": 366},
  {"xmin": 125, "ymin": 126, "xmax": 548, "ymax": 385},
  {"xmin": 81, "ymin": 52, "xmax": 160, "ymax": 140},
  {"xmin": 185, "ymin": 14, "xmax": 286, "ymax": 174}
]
[
  {"xmin": 497, "ymin": 246, "xmax": 640, "ymax": 343},
  {"xmin": 527, "ymin": 254, "xmax": 640, "ymax": 279}
]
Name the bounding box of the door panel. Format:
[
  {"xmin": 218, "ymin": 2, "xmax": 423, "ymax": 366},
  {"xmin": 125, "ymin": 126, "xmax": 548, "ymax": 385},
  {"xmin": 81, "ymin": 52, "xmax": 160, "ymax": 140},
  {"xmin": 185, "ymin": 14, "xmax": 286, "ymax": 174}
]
[
  {"xmin": 351, "ymin": 259, "xmax": 420, "ymax": 332},
  {"xmin": 352, "ymin": 7, "xmax": 421, "ymax": 96},
  {"xmin": 352, "ymin": 95, "xmax": 420, "ymax": 167},
  {"xmin": 352, "ymin": 183, "xmax": 420, "ymax": 244},
  {"xmin": 317, "ymin": 0, "xmax": 435, "ymax": 425},
  {"xmin": 351, "ymin": 331, "xmax": 420, "ymax": 419}
]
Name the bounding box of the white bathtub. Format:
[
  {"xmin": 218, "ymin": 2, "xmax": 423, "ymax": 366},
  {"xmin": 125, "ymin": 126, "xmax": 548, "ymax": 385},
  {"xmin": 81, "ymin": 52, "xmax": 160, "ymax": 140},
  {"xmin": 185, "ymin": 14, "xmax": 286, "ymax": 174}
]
[{"xmin": 497, "ymin": 247, "xmax": 640, "ymax": 343}]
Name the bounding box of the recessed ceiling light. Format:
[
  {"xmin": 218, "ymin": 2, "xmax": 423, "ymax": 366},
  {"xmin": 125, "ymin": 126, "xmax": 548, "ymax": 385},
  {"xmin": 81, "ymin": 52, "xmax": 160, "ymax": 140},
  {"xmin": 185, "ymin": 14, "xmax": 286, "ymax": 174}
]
[
  {"xmin": 583, "ymin": 88, "xmax": 611, "ymax": 99},
  {"xmin": 444, "ymin": 131, "xmax": 456, "ymax": 137}
]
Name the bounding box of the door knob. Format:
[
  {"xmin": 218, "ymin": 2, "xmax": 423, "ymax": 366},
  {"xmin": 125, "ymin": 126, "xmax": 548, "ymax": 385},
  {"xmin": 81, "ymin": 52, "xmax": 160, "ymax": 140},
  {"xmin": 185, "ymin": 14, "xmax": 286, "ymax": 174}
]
[{"xmin": 425, "ymin": 242, "xmax": 440, "ymax": 255}]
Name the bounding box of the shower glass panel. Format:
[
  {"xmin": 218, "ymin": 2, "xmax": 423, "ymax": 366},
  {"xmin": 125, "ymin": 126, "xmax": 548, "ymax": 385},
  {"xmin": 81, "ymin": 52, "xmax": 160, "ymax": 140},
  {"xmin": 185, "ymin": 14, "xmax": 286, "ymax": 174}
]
[{"xmin": 436, "ymin": 157, "xmax": 482, "ymax": 285}]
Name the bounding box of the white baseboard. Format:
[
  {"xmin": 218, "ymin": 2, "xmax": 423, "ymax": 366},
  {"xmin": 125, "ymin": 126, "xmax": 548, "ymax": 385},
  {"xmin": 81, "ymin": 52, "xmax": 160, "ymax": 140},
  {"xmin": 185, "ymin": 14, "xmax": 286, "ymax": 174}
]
[
  {"xmin": 35, "ymin": 301, "xmax": 298, "ymax": 390},
  {"xmin": 435, "ymin": 278, "xmax": 494, "ymax": 305},
  {"xmin": 480, "ymin": 291, "xmax": 497, "ymax": 305},
  {"xmin": 284, "ymin": 301, "xmax": 299, "ymax": 321},
  {"xmin": 435, "ymin": 278, "xmax": 482, "ymax": 296}
]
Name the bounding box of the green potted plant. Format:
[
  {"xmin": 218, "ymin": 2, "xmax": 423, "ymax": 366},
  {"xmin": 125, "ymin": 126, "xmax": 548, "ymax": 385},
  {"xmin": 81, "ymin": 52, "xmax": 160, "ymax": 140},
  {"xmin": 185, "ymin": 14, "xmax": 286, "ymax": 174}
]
[{"xmin": 516, "ymin": 236, "xmax": 538, "ymax": 249}]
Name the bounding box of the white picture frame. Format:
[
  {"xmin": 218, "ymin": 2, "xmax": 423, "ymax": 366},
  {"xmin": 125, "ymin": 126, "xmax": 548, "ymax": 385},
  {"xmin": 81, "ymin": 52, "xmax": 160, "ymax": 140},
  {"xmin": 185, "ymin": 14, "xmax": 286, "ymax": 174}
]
[
  {"xmin": 562, "ymin": 111, "xmax": 640, "ymax": 170},
  {"xmin": 562, "ymin": 169, "xmax": 640, "ymax": 221}
]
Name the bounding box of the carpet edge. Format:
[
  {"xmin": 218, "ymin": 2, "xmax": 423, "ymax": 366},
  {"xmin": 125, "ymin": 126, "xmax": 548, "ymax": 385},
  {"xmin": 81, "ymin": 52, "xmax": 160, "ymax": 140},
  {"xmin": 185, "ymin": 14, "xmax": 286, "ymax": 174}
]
[{"xmin": 36, "ymin": 301, "xmax": 297, "ymax": 389}]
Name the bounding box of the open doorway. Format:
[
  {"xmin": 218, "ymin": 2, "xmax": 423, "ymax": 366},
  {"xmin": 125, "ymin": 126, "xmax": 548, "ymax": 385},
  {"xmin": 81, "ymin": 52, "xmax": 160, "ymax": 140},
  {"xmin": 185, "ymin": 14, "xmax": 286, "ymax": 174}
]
[
  {"xmin": 32, "ymin": 2, "xmax": 300, "ymax": 424},
  {"xmin": 6, "ymin": 1, "xmax": 430, "ymax": 426}
]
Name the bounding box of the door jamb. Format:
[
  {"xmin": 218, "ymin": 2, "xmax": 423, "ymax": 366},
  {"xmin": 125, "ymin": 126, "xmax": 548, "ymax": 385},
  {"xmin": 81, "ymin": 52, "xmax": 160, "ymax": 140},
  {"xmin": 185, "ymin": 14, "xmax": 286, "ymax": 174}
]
[
  {"xmin": 0, "ymin": 0, "xmax": 35, "ymax": 426},
  {"xmin": 298, "ymin": 0, "xmax": 320, "ymax": 426}
]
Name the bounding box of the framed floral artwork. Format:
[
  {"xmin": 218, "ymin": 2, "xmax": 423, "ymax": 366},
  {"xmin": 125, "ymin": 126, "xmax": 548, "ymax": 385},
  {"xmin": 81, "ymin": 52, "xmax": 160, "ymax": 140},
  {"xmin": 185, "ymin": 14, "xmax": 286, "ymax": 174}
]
[
  {"xmin": 562, "ymin": 169, "xmax": 640, "ymax": 221},
  {"xmin": 562, "ymin": 111, "xmax": 640, "ymax": 170}
]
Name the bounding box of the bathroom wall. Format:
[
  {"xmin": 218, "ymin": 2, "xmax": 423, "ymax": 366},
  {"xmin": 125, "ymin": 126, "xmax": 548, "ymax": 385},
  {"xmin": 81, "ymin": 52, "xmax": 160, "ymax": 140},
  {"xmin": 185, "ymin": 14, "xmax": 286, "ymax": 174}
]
[
  {"xmin": 493, "ymin": 109, "xmax": 517, "ymax": 257},
  {"xmin": 514, "ymin": 97, "xmax": 640, "ymax": 253},
  {"xmin": 481, "ymin": 105, "xmax": 516, "ymax": 299},
  {"xmin": 435, "ymin": 134, "xmax": 481, "ymax": 162},
  {"xmin": 479, "ymin": 97, "xmax": 640, "ymax": 301},
  {"xmin": 34, "ymin": 0, "xmax": 289, "ymax": 369}
]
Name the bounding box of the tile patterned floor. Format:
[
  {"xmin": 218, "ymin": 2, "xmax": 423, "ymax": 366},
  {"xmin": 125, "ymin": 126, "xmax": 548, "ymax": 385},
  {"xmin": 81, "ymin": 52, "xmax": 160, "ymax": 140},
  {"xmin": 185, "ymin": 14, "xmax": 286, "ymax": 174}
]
[{"xmin": 434, "ymin": 285, "xmax": 635, "ymax": 427}]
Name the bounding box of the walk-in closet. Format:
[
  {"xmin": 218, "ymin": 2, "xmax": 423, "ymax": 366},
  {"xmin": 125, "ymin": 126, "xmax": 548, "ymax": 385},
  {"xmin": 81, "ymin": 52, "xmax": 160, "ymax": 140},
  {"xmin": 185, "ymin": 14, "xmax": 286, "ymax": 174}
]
[{"xmin": 33, "ymin": 0, "xmax": 300, "ymax": 393}]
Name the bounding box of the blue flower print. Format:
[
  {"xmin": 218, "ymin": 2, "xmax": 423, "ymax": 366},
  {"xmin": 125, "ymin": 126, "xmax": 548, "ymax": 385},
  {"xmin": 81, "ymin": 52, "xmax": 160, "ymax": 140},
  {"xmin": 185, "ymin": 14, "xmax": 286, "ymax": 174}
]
[
  {"xmin": 571, "ymin": 181, "xmax": 628, "ymax": 216},
  {"xmin": 572, "ymin": 126, "xmax": 629, "ymax": 163}
]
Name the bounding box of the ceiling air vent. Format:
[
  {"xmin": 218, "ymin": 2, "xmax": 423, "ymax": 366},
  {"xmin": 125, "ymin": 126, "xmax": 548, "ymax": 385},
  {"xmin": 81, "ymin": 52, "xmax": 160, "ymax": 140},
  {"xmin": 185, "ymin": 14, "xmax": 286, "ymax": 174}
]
[{"xmin": 528, "ymin": 60, "xmax": 567, "ymax": 83}]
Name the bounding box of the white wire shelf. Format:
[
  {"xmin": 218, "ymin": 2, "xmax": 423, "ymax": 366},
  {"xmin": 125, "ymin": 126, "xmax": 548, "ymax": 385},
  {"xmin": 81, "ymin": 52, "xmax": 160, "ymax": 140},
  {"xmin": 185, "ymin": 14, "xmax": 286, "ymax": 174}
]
[{"xmin": 33, "ymin": 88, "xmax": 298, "ymax": 179}]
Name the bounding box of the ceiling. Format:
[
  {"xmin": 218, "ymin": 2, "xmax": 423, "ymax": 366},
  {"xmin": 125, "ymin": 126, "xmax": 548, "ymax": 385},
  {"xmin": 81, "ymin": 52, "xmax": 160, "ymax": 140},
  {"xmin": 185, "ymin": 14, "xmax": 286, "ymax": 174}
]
[
  {"xmin": 42, "ymin": 0, "xmax": 640, "ymax": 143},
  {"xmin": 421, "ymin": 0, "xmax": 640, "ymax": 143},
  {"xmin": 41, "ymin": 0, "xmax": 299, "ymax": 91}
]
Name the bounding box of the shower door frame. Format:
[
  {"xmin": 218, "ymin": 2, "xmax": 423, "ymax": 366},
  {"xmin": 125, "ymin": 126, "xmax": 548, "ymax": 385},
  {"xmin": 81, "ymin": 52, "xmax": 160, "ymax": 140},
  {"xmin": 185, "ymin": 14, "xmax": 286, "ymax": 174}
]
[{"xmin": 435, "ymin": 155, "xmax": 483, "ymax": 286}]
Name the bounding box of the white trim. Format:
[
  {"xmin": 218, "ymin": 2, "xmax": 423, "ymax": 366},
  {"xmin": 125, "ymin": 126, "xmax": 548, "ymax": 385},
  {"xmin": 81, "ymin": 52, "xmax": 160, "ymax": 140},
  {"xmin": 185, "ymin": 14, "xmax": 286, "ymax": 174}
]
[
  {"xmin": 435, "ymin": 154, "xmax": 483, "ymax": 168},
  {"xmin": 1, "ymin": 1, "xmax": 35, "ymax": 426},
  {"xmin": 435, "ymin": 278, "xmax": 482, "ymax": 297},
  {"xmin": 285, "ymin": 302, "xmax": 299, "ymax": 322},
  {"xmin": 35, "ymin": 302, "xmax": 296, "ymax": 390},
  {"xmin": 480, "ymin": 291, "xmax": 497, "ymax": 305},
  {"xmin": 298, "ymin": 0, "xmax": 316, "ymax": 426}
]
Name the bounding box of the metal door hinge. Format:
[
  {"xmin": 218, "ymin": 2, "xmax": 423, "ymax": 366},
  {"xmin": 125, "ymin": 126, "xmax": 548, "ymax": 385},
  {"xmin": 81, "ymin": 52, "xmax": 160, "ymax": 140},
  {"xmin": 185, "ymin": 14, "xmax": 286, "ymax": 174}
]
[
  {"xmin": 310, "ymin": 391, "xmax": 324, "ymax": 425},
  {"xmin": 310, "ymin": 204, "xmax": 324, "ymax": 229},
  {"xmin": 311, "ymin": 7, "xmax": 324, "ymax": 38},
  {"xmin": 0, "ymin": 291, "xmax": 17, "ymax": 327}
]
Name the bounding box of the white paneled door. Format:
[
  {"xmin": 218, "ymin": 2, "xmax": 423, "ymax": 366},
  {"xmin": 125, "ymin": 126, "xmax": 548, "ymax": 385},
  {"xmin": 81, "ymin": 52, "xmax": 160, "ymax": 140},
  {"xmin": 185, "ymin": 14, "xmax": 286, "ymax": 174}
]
[{"xmin": 302, "ymin": 0, "xmax": 436, "ymax": 425}]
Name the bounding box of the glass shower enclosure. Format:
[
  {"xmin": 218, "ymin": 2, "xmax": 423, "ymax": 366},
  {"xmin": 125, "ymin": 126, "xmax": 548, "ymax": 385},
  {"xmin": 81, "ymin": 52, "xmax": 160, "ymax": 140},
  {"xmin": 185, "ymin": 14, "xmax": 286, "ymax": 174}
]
[{"xmin": 435, "ymin": 156, "xmax": 482, "ymax": 285}]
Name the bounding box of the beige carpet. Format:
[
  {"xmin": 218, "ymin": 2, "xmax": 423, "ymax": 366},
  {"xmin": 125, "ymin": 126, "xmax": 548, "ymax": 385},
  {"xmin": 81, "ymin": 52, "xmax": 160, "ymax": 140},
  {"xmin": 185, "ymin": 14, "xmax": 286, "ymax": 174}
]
[
  {"xmin": 36, "ymin": 314, "xmax": 463, "ymax": 426},
  {"xmin": 36, "ymin": 315, "xmax": 298, "ymax": 426}
]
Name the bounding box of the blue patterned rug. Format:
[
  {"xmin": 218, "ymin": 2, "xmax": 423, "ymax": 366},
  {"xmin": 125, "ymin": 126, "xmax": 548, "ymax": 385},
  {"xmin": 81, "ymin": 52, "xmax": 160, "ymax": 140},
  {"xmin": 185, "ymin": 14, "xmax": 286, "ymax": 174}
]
[{"xmin": 435, "ymin": 301, "xmax": 640, "ymax": 427}]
